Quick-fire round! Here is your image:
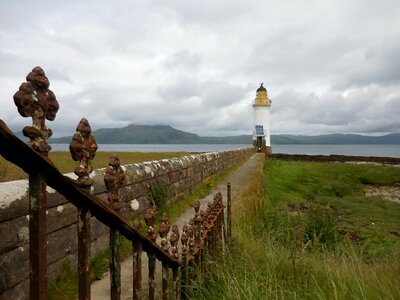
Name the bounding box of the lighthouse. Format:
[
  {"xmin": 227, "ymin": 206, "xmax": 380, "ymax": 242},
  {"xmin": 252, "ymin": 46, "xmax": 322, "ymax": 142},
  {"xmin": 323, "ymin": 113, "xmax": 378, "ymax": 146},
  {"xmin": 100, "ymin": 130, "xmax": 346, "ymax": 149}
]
[{"xmin": 252, "ymin": 83, "xmax": 272, "ymax": 154}]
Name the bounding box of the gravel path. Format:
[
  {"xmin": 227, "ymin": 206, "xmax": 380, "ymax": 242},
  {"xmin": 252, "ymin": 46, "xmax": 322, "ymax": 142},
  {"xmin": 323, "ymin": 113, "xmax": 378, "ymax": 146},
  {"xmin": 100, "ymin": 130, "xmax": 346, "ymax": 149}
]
[{"xmin": 90, "ymin": 153, "xmax": 264, "ymax": 299}]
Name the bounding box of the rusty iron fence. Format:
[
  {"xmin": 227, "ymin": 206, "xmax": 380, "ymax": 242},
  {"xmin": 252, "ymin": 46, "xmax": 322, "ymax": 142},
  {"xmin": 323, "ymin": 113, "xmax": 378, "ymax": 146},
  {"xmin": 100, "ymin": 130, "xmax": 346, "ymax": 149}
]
[{"xmin": 0, "ymin": 67, "xmax": 233, "ymax": 300}]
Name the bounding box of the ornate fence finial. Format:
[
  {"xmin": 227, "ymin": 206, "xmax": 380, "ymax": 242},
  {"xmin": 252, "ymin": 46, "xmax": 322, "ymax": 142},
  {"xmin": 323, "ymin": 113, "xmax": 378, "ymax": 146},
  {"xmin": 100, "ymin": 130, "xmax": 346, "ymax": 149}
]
[
  {"xmin": 104, "ymin": 155, "xmax": 125, "ymax": 211},
  {"xmin": 144, "ymin": 206, "xmax": 157, "ymax": 243},
  {"xmin": 70, "ymin": 118, "xmax": 98, "ymax": 188},
  {"xmin": 159, "ymin": 212, "xmax": 171, "ymax": 252},
  {"xmin": 181, "ymin": 223, "xmax": 189, "ymax": 259},
  {"xmin": 194, "ymin": 200, "xmax": 202, "ymax": 245},
  {"xmin": 207, "ymin": 201, "xmax": 214, "ymax": 225},
  {"xmin": 170, "ymin": 224, "xmax": 180, "ymax": 259},
  {"xmin": 194, "ymin": 200, "xmax": 200, "ymax": 214},
  {"xmin": 201, "ymin": 209, "xmax": 208, "ymax": 231},
  {"xmin": 188, "ymin": 218, "xmax": 195, "ymax": 254},
  {"xmin": 13, "ymin": 66, "xmax": 59, "ymax": 154}
]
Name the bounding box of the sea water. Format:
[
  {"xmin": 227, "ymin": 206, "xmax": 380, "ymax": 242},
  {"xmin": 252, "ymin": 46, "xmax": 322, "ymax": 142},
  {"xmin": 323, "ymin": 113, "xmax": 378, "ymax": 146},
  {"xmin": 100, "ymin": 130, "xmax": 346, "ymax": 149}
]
[{"xmin": 50, "ymin": 144, "xmax": 400, "ymax": 158}]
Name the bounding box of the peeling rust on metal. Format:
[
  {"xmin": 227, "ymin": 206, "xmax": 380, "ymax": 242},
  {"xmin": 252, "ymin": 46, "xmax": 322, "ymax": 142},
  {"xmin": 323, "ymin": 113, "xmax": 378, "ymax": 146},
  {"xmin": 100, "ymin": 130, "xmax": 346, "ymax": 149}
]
[
  {"xmin": 69, "ymin": 118, "xmax": 98, "ymax": 300},
  {"xmin": 0, "ymin": 109, "xmax": 235, "ymax": 299},
  {"xmin": 13, "ymin": 66, "xmax": 59, "ymax": 153},
  {"xmin": 104, "ymin": 155, "xmax": 125, "ymax": 300},
  {"xmin": 70, "ymin": 118, "xmax": 98, "ymax": 188},
  {"xmin": 13, "ymin": 67, "xmax": 59, "ymax": 300},
  {"xmin": 132, "ymin": 240, "xmax": 142, "ymax": 300},
  {"xmin": 104, "ymin": 155, "xmax": 125, "ymax": 211}
]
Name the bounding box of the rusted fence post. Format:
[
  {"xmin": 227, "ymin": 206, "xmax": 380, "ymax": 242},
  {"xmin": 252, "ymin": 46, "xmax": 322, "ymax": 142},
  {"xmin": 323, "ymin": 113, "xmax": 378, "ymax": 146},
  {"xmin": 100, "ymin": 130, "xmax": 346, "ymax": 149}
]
[
  {"xmin": 132, "ymin": 239, "xmax": 142, "ymax": 300},
  {"xmin": 28, "ymin": 172, "xmax": 47, "ymax": 299},
  {"xmin": 170, "ymin": 225, "xmax": 180, "ymax": 300},
  {"xmin": 70, "ymin": 118, "xmax": 98, "ymax": 300},
  {"xmin": 13, "ymin": 67, "xmax": 59, "ymax": 300},
  {"xmin": 144, "ymin": 206, "xmax": 157, "ymax": 300},
  {"xmin": 193, "ymin": 201, "xmax": 201, "ymax": 246},
  {"xmin": 159, "ymin": 213, "xmax": 171, "ymax": 300},
  {"xmin": 180, "ymin": 224, "xmax": 189, "ymax": 299},
  {"xmin": 227, "ymin": 182, "xmax": 232, "ymax": 244},
  {"xmin": 109, "ymin": 228, "xmax": 121, "ymax": 300},
  {"xmin": 216, "ymin": 192, "xmax": 224, "ymax": 251},
  {"xmin": 104, "ymin": 155, "xmax": 125, "ymax": 300}
]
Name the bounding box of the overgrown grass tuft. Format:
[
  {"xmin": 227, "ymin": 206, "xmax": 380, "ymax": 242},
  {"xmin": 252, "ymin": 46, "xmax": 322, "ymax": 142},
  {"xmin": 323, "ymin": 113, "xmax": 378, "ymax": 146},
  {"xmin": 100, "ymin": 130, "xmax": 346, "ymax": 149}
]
[{"xmin": 48, "ymin": 261, "xmax": 77, "ymax": 300}]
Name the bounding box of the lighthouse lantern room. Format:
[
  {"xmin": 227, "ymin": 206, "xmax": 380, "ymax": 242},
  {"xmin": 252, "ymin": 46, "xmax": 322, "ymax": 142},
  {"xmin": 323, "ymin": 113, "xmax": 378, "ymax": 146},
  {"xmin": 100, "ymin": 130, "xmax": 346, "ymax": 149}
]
[{"xmin": 252, "ymin": 83, "xmax": 272, "ymax": 154}]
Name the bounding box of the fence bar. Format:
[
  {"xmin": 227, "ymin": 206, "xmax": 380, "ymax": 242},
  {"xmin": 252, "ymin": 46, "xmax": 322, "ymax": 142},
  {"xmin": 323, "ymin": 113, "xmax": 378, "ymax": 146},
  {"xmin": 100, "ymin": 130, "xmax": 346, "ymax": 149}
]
[
  {"xmin": 221, "ymin": 209, "xmax": 227, "ymax": 249},
  {"xmin": 13, "ymin": 67, "xmax": 60, "ymax": 300},
  {"xmin": 162, "ymin": 262, "xmax": 169, "ymax": 300},
  {"xmin": 78, "ymin": 207, "xmax": 91, "ymax": 300},
  {"xmin": 110, "ymin": 228, "xmax": 121, "ymax": 300},
  {"xmin": 180, "ymin": 262, "xmax": 187, "ymax": 300},
  {"xmin": 180, "ymin": 224, "xmax": 189, "ymax": 300},
  {"xmin": 132, "ymin": 240, "xmax": 142, "ymax": 300},
  {"xmin": 104, "ymin": 155, "xmax": 125, "ymax": 300},
  {"xmin": 217, "ymin": 213, "xmax": 223, "ymax": 251},
  {"xmin": 70, "ymin": 118, "xmax": 98, "ymax": 300},
  {"xmin": 29, "ymin": 172, "xmax": 47, "ymax": 300},
  {"xmin": 227, "ymin": 182, "xmax": 232, "ymax": 244},
  {"xmin": 168, "ymin": 225, "xmax": 180, "ymax": 300},
  {"xmin": 187, "ymin": 257, "xmax": 195, "ymax": 298},
  {"xmin": 148, "ymin": 252, "xmax": 156, "ymax": 300},
  {"xmin": 172, "ymin": 267, "xmax": 179, "ymax": 300}
]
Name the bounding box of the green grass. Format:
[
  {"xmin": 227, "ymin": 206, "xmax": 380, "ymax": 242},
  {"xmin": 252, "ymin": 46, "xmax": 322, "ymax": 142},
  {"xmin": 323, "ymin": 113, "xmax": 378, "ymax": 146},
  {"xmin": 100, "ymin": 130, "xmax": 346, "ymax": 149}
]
[
  {"xmin": 0, "ymin": 151, "xmax": 189, "ymax": 182},
  {"xmin": 263, "ymin": 160, "xmax": 400, "ymax": 259},
  {"xmin": 48, "ymin": 237, "xmax": 133, "ymax": 300},
  {"xmin": 48, "ymin": 261, "xmax": 78, "ymax": 300},
  {"xmin": 193, "ymin": 159, "xmax": 400, "ymax": 299}
]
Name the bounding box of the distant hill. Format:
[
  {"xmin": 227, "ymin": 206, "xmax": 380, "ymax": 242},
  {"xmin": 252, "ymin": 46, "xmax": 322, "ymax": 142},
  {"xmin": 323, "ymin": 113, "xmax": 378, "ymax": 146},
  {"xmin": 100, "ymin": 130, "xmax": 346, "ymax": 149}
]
[
  {"xmin": 50, "ymin": 124, "xmax": 200, "ymax": 144},
  {"xmin": 48, "ymin": 124, "xmax": 400, "ymax": 145}
]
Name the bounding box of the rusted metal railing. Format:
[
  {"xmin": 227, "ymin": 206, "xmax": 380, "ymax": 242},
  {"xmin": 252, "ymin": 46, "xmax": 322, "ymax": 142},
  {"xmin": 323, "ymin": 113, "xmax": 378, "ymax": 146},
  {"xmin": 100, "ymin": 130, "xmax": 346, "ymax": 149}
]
[
  {"xmin": 227, "ymin": 182, "xmax": 232, "ymax": 244},
  {"xmin": 70, "ymin": 118, "xmax": 98, "ymax": 300},
  {"xmin": 104, "ymin": 154, "xmax": 125, "ymax": 299},
  {"xmin": 13, "ymin": 67, "xmax": 59, "ymax": 299},
  {"xmin": 0, "ymin": 117, "xmax": 181, "ymax": 300},
  {"xmin": 136, "ymin": 190, "xmax": 228, "ymax": 299},
  {"xmin": 0, "ymin": 67, "xmax": 232, "ymax": 300}
]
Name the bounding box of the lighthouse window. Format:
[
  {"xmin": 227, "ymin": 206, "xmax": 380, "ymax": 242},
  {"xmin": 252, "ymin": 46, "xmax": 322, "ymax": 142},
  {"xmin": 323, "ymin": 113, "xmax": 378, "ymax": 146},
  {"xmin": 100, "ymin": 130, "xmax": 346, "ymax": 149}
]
[{"xmin": 255, "ymin": 125, "xmax": 264, "ymax": 136}]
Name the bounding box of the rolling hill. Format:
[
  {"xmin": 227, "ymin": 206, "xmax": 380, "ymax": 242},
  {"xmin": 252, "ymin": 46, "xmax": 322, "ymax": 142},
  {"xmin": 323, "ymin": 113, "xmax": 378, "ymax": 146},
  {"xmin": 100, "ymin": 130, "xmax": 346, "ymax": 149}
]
[{"xmin": 47, "ymin": 124, "xmax": 400, "ymax": 145}]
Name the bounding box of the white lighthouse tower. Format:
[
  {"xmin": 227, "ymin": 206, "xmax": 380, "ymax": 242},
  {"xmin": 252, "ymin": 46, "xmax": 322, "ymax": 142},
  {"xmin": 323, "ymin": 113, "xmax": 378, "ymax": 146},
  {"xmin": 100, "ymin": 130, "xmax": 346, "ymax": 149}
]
[{"xmin": 252, "ymin": 83, "xmax": 272, "ymax": 154}]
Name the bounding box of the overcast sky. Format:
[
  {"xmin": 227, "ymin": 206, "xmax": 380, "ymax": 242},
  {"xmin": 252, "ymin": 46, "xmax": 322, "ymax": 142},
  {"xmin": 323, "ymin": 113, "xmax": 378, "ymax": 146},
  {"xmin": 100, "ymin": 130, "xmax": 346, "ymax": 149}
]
[{"xmin": 1, "ymin": 0, "xmax": 399, "ymax": 137}]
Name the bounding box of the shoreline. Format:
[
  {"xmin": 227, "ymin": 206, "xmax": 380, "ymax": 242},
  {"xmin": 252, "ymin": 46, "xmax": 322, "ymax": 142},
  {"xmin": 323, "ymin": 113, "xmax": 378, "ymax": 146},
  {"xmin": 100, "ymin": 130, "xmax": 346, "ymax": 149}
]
[{"xmin": 270, "ymin": 153, "xmax": 400, "ymax": 165}]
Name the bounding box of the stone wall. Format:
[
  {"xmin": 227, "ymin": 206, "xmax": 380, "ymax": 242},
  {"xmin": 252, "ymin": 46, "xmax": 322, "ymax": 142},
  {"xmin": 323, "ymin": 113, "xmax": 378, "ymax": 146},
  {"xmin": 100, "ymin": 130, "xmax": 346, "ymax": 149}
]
[{"xmin": 0, "ymin": 147, "xmax": 253, "ymax": 299}]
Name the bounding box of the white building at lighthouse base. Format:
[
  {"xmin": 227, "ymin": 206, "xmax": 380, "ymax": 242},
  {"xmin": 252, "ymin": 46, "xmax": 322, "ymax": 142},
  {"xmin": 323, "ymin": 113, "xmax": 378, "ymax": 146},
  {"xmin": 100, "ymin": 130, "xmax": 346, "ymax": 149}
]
[{"xmin": 252, "ymin": 83, "xmax": 272, "ymax": 154}]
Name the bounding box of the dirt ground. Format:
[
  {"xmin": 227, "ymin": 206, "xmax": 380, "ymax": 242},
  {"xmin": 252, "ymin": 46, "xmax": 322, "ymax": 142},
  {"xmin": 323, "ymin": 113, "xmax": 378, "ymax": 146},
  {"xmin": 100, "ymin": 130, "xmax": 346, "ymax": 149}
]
[{"xmin": 364, "ymin": 184, "xmax": 400, "ymax": 204}]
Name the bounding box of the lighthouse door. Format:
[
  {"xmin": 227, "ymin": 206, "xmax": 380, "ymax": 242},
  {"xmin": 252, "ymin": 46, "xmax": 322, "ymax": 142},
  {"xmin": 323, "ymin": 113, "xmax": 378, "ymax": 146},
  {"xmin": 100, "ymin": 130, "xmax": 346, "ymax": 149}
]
[
  {"xmin": 256, "ymin": 136, "xmax": 263, "ymax": 151},
  {"xmin": 256, "ymin": 136, "xmax": 262, "ymax": 146}
]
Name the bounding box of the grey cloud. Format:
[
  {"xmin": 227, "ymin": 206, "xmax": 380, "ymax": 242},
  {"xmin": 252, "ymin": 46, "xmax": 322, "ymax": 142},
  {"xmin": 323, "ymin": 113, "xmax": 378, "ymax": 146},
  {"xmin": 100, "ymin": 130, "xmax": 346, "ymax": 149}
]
[
  {"xmin": 153, "ymin": 0, "xmax": 255, "ymax": 27},
  {"xmin": 334, "ymin": 35, "xmax": 400, "ymax": 89},
  {"xmin": 46, "ymin": 69, "xmax": 72, "ymax": 83},
  {"xmin": 163, "ymin": 50, "xmax": 202, "ymax": 70},
  {"xmin": 158, "ymin": 79, "xmax": 201, "ymax": 102},
  {"xmin": 158, "ymin": 79, "xmax": 247, "ymax": 108},
  {"xmin": 0, "ymin": 0, "xmax": 399, "ymax": 137},
  {"xmin": 271, "ymin": 86, "xmax": 400, "ymax": 134}
]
